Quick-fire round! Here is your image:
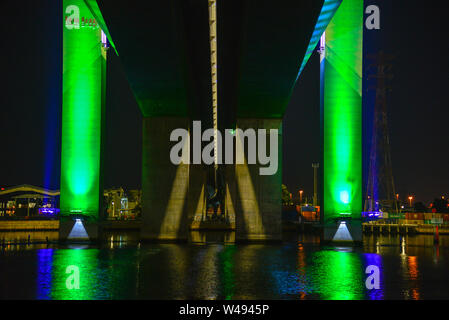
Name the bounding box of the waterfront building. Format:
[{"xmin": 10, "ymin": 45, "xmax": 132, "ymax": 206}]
[{"xmin": 0, "ymin": 185, "xmax": 59, "ymax": 217}]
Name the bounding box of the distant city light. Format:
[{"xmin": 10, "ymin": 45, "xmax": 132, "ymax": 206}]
[
  {"xmin": 38, "ymin": 208, "xmax": 60, "ymax": 217},
  {"xmin": 408, "ymin": 196, "xmax": 413, "ymax": 207},
  {"xmin": 362, "ymin": 211, "xmax": 382, "ymax": 218}
]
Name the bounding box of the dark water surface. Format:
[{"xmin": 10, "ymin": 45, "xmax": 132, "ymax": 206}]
[{"xmin": 0, "ymin": 231, "xmax": 448, "ymax": 300}]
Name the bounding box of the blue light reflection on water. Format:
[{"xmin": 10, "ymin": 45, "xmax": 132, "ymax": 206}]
[
  {"xmin": 36, "ymin": 248, "xmax": 54, "ymax": 300},
  {"xmin": 363, "ymin": 253, "xmax": 384, "ymax": 300}
]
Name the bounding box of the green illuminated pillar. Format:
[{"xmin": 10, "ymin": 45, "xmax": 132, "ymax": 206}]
[
  {"xmin": 60, "ymin": 1, "xmax": 106, "ymax": 225},
  {"xmin": 322, "ymin": 0, "xmax": 363, "ymax": 236}
]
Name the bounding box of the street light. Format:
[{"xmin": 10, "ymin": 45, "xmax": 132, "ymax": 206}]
[
  {"xmin": 408, "ymin": 196, "xmax": 413, "ymax": 208},
  {"xmin": 299, "ymin": 190, "xmax": 303, "ymax": 205}
]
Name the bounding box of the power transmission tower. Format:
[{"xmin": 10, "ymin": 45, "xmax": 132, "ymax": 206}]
[{"xmin": 365, "ymin": 51, "xmax": 398, "ymax": 213}]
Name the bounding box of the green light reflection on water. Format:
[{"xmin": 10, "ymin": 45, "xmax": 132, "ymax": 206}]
[
  {"xmin": 307, "ymin": 249, "xmax": 365, "ymax": 300},
  {"xmin": 219, "ymin": 245, "xmax": 236, "ymax": 300},
  {"xmin": 51, "ymin": 248, "xmax": 101, "ymax": 300}
]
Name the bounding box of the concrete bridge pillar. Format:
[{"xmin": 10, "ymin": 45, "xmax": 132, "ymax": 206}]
[
  {"xmin": 140, "ymin": 117, "xmax": 191, "ymax": 241},
  {"xmin": 187, "ymin": 163, "xmax": 208, "ymax": 229},
  {"xmin": 227, "ymin": 118, "xmax": 283, "ymax": 242}
]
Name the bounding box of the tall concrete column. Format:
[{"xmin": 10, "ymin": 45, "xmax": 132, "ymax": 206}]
[
  {"xmin": 59, "ymin": 0, "xmax": 107, "ymax": 242},
  {"xmin": 141, "ymin": 117, "xmax": 190, "ymax": 241},
  {"xmin": 187, "ymin": 164, "xmax": 207, "ymax": 230},
  {"xmin": 229, "ymin": 118, "xmax": 282, "ymax": 242},
  {"xmin": 321, "ymin": 0, "xmax": 363, "ymax": 243}
]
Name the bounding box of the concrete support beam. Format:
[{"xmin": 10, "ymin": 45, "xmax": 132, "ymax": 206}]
[
  {"xmin": 229, "ymin": 118, "xmax": 282, "ymax": 242},
  {"xmin": 140, "ymin": 117, "xmax": 190, "ymax": 241},
  {"xmin": 187, "ymin": 164, "xmax": 207, "ymax": 229}
]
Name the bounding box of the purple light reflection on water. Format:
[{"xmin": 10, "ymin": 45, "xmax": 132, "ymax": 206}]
[{"xmin": 363, "ymin": 253, "xmax": 384, "ymax": 300}]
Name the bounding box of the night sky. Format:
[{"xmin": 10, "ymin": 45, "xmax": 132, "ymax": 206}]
[{"xmin": 0, "ymin": 1, "xmax": 447, "ymax": 204}]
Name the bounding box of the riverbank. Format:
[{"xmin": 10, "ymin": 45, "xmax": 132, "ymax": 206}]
[
  {"xmin": 0, "ymin": 219, "xmax": 142, "ymax": 231},
  {"xmin": 362, "ymin": 222, "xmax": 449, "ymax": 234}
]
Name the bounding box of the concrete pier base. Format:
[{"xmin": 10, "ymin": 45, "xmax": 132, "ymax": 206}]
[
  {"xmin": 230, "ymin": 118, "xmax": 282, "ymax": 242},
  {"xmin": 140, "ymin": 117, "xmax": 190, "ymax": 241},
  {"xmin": 59, "ymin": 216, "xmax": 99, "ymax": 242},
  {"xmin": 323, "ymin": 219, "xmax": 363, "ymax": 245}
]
